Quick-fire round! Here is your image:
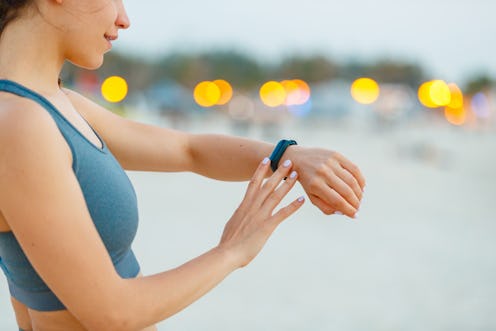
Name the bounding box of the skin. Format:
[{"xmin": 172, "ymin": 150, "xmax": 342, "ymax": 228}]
[{"xmin": 0, "ymin": 0, "xmax": 366, "ymax": 330}]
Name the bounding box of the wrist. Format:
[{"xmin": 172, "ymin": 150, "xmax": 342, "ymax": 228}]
[
  {"xmin": 213, "ymin": 244, "xmax": 243, "ymax": 271},
  {"xmin": 278, "ymin": 143, "xmax": 301, "ymax": 170},
  {"xmin": 269, "ymin": 139, "xmax": 298, "ymax": 172}
]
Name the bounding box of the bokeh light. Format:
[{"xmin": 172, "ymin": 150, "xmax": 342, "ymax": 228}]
[
  {"xmin": 281, "ymin": 80, "xmax": 301, "ymax": 106},
  {"xmin": 447, "ymin": 83, "xmax": 464, "ymax": 109},
  {"xmin": 351, "ymin": 78, "xmax": 380, "ymax": 104},
  {"xmin": 292, "ymin": 79, "xmax": 311, "ymax": 105},
  {"xmin": 418, "ymin": 81, "xmax": 438, "ymax": 108},
  {"xmin": 444, "ymin": 106, "xmax": 466, "ymax": 126},
  {"xmin": 418, "ymin": 80, "xmax": 452, "ymax": 108},
  {"xmin": 429, "ymin": 80, "xmax": 451, "ymax": 107},
  {"xmin": 260, "ymin": 81, "xmax": 287, "ymax": 107},
  {"xmin": 194, "ymin": 81, "xmax": 221, "ymax": 107},
  {"xmin": 228, "ymin": 95, "xmax": 255, "ymax": 120},
  {"xmin": 471, "ymin": 92, "xmax": 491, "ymax": 119},
  {"xmin": 101, "ymin": 76, "xmax": 128, "ymax": 103},
  {"xmin": 443, "ymin": 82, "xmax": 466, "ymax": 126},
  {"xmin": 213, "ymin": 79, "xmax": 233, "ymax": 105}
]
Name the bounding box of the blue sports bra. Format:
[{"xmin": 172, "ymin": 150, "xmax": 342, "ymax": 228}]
[{"xmin": 0, "ymin": 79, "xmax": 141, "ymax": 311}]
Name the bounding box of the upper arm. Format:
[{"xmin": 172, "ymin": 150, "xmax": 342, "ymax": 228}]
[
  {"xmin": 64, "ymin": 89, "xmax": 193, "ymax": 172},
  {"xmin": 0, "ymin": 105, "xmax": 124, "ymax": 327}
]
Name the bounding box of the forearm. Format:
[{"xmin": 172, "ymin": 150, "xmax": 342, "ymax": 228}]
[
  {"xmin": 187, "ymin": 134, "xmax": 276, "ymax": 181},
  {"xmin": 113, "ymin": 247, "xmax": 238, "ymax": 330}
]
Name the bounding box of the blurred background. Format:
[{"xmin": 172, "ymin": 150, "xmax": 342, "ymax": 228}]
[{"xmin": 2, "ymin": 0, "xmax": 496, "ymax": 329}]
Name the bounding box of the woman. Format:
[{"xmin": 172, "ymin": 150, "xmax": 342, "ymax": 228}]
[{"xmin": 0, "ymin": 1, "xmax": 365, "ymax": 330}]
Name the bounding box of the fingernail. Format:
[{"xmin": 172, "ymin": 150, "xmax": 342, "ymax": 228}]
[
  {"xmin": 262, "ymin": 157, "xmax": 270, "ymax": 165},
  {"xmin": 334, "ymin": 211, "xmax": 343, "ymax": 216},
  {"xmin": 354, "ymin": 212, "xmax": 360, "ymax": 219},
  {"xmin": 297, "ymin": 196, "xmax": 305, "ymax": 203},
  {"xmin": 290, "ymin": 171, "xmax": 297, "ymax": 179},
  {"xmin": 282, "ymin": 160, "xmax": 291, "ymax": 168}
]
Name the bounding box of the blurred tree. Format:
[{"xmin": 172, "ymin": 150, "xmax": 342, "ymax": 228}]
[
  {"xmin": 59, "ymin": 49, "xmax": 484, "ymax": 99},
  {"xmin": 343, "ymin": 59, "xmax": 424, "ymax": 87},
  {"xmin": 464, "ymin": 74, "xmax": 493, "ymax": 95},
  {"xmin": 276, "ymin": 55, "xmax": 339, "ymax": 83},
  {"xmin": 151, "ymin": 51, "xmax": 264, "ymax": 91}
]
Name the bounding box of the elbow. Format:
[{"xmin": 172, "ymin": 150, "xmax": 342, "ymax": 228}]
[
  {"xmin": 85, "ymin": 312, "xmax": 136, "ymax": 331},
  {"xmin": 82, "ymin": 302, "xmax": 140, "ymax": 331}
]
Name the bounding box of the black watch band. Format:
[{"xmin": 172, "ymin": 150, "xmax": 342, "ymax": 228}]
[{"xmin": 269, "ymin": 139, "xmax": 298, "ymax": 172}]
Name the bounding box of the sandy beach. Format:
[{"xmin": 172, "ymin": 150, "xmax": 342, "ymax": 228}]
[{"xmin": 1, "ymin": 114, "xmax": 495, "ymax": 330}]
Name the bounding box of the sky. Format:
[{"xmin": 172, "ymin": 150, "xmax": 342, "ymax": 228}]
[{"xmin": 116, "ymin": 0, "xmax": 495, "ymax": 84}]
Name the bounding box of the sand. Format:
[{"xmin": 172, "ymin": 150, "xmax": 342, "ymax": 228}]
[{"xmin": 1, "ymin": 113, "xmax": 495, "ymax": 330}]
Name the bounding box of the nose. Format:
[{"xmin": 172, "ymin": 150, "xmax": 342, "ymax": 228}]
[{"xmin": 115, "ymin": 0, "xmax": 131, "ymax": 29}]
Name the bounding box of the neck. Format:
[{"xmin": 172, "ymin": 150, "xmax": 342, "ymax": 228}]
[{"xmin": 0, "ymin": 15, "xmax": 65, "ymax": 95}]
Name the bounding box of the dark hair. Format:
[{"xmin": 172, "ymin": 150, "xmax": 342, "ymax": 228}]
[
  {"xmin": 1, "ymin": 1, "xmax": 61, "ymax": 86},
  {"xmin": 0, "ymin": 0, "xmax": 30, "ymax": 35}
]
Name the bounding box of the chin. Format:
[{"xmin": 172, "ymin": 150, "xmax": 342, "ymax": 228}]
[{"xmin": 67, "ymin": 54, "xmax": 105, "ymax": 71}]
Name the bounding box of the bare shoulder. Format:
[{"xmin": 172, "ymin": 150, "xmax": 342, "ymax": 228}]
[
  {"xmin": 0, "ymin": 93, "xmax": 72, "ymax": 182},
  {"xmin": 0, "ymin": 93, "xmax": 68, "ymax": 144}
]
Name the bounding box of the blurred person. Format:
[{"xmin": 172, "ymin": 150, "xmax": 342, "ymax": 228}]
[{"xmin": 0, "ymin": 1, "xmax": 365, "ymax": 330}]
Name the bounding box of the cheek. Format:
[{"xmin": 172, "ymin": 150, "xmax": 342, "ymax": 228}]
[{"xmin": 63, "ymin": 33, "xmax": 106, "ymax": 70}]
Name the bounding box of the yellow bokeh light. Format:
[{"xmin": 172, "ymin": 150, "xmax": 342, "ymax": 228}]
[
  {"xmin": 447, "ymin": 83, "xmax": 463, "ymax": 109},
  {"xmin": 260, "ymin": 81, "xmax": 286, "ymax": 107},
  {"xmin": 429, "ymin": 80, "xmax": 451, "ymax": 107},
  {"xmin": 213, "ymin": 79, "xmax": 233, "ymax": 106},
  {"xmin": 418, "ymin": 81, "xmax": 438, "ymax": 108},
  {"xmin": 194, "ymin": 81, "xmax": 221, "ymax": 107},
  {"xmin": 351, "ymin": 78, "xmax": 380, "ymax": 105},
  {"xmin": 101, "ymin": 76, "xmax": 128, "ymax": 103},
  {"xmin": 444, "ymin": 106, "xmax": 466, "ymax": 126}
]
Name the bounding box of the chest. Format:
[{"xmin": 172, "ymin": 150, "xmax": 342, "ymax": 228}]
[{"xmin": 47, "ymin": 94, "xmax": 102, "ymax": 150}]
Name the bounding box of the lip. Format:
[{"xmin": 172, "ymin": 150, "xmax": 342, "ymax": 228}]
[
  {"xmin": 104, "ymin": 34, "xmax": 118, "ymax": 49},
  {"xmin": 105, "ymin": 34, "xmax": 118, "ymax": 41}
]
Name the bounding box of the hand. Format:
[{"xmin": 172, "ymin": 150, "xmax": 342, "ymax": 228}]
[
  {"xmin": 218, "ymin": 157, "xmax": 304, "ymax": 268},
  {"xmin": 286, "ymin": 146, "xmax": 366, "ymax": 218}
]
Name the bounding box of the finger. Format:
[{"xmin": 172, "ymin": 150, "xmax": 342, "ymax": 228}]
[
  {"xmin": 325, "ymin": 172, "xmax": 361, "ymax": 210},
  {"xmin": 243, "ymin": 157, "xmax": 271, "ymax": 203},
  {"xmin": 260, "ymin": 170, "xmax": 299, "ymax": 214},
  {"xmin": 256, "ymin": 159, "xmax": 293, "ymax": 205},
  {"xmin": 335, "ymin": 154, "xmax": 366, "ymax": 190},
  {"xmin": 308, "ymin": 194, "xmax": 336, "ymax": 216},
  {"xmin": 336, "ymin": 166, "xmax": 363, "ymax": 201},
  {"xmin": 267, "ymin": 196, "xmax": 305, "ymax": 229},
  {"xmin": 314, "ymin": 183, "xmax": 358, "ymax": 218}
]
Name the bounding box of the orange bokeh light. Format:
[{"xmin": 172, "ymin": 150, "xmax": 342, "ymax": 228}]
[
  {"xmin": 447, "ymin": 83, "xmax": 463, "ymax": 109},
  {"xmin": 444, "ymin": 106, "xmax": 466, "ymax": 126},
  {"xmin": 213, "ymin": 79, "xmax": 233, "ymax": 106},
  {"xmin": 260, "ymin": 79, "xmax": 311, "ymax": 107}
]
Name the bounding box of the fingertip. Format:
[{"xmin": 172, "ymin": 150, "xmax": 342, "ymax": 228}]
[
  {"xmin": 297, "ymin": 196, "xmax": 305, "ymax": 203},
  {"xmin": 262, "ymin": 157, "xmax": 270, "ymax": 165}
]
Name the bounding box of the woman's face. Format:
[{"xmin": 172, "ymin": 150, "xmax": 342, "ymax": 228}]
[{"xmin": 41, "ymin": 0, "xmax": 130, "ymax": 69}]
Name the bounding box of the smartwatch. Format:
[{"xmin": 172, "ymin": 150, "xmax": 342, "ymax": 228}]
[{"xmin": 269, "ymin": 139, "xmax": 298, "ymax": 172}]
